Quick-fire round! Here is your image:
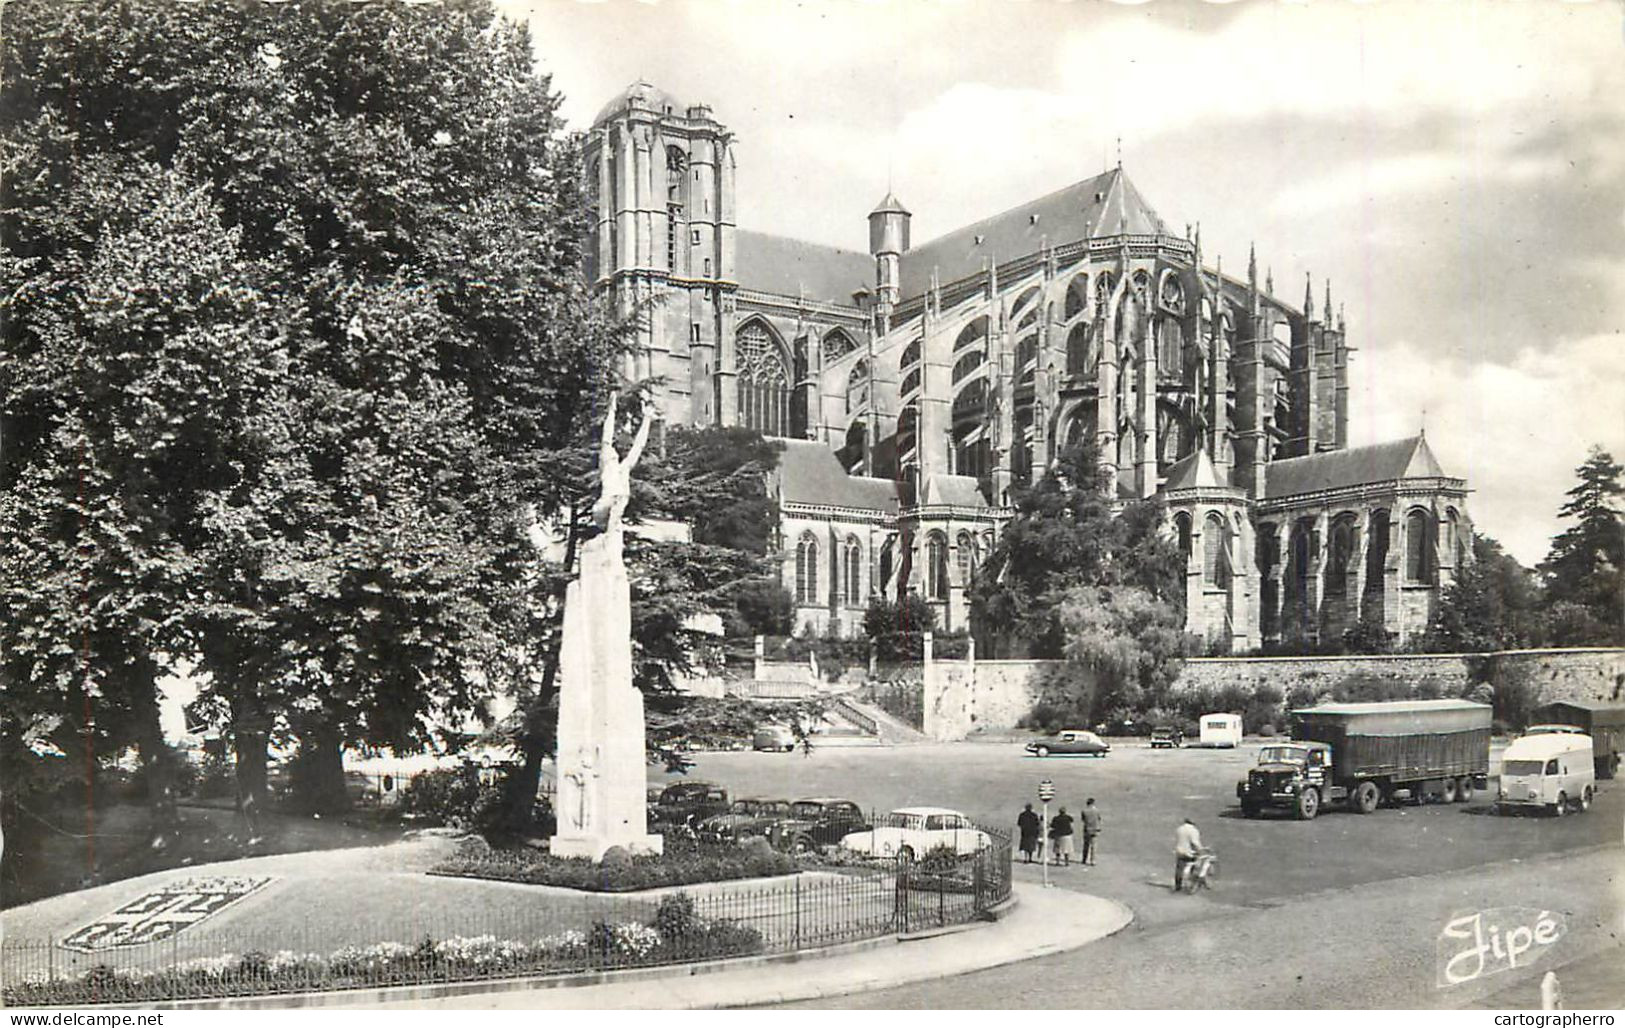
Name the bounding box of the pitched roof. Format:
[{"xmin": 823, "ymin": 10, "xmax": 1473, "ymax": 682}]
[
  {"xmin": 1263, "ymin": 435, "xmax": 1450, "ymax": 499},
  {"xmin": 921, "ymin": 473, "xmax": 987, "ymax": 508},
  {"xmin": 870, "ymin": 191, "xmax": 911, "ymax": 216},
  {"xmin": 774, "ymin": 440, "xmax": 900, "ymax": 513},
  {"xmin": 1163, "ymin": 449, "xmax": 1224, "ymax": 491},
  {"xmin": 898, "ymin": 167, "xmax": 1168, "ymax": 300},
  {"xmin": 734, "ymin": 230, "xmax": 873, "ymax": 307}
]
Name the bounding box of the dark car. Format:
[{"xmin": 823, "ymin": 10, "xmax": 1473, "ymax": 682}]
[
  {"xmin": 767, "ymin": 797, "xmax": 869, "ymax": 853},
  {"xmin": 1025, "ymin": 730, "xmax": 1111, "ymax": 757},
  {"xmin": 652, "ymin": 781, "xmax": 731, "ymax": 829},
  {"xmin": 696, "ymin": 797, "xmax": 792, "ymax": 844},
  {"xmin": 1150, "ymin": 726, "xmax": 1184, "ymax": 749}
]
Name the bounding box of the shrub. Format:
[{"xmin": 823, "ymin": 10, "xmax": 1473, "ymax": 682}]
[
  {"xmin": 430, "ymin": 838, "xmax": 796, "ymax": 892},
  {"xmin": 654, "ymin": 892, "xmax": 701, "ymax": 941}
]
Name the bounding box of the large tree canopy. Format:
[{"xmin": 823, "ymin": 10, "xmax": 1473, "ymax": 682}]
[
  {"xmin": 1, "ymin": 0, "xmax": 628, "ymax": 827},
  {"xmin": 1539, "ymin": 446, "xmax": 1624, "ymax": 645},
  {"xmin": 969, "ymin": 439, "xmax": 1184, "ymax": 659}
]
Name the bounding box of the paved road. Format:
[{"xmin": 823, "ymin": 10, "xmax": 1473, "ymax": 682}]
[{"xmin": 667, "ymin": 740, "xmax": 1625, "ymax": 1007}]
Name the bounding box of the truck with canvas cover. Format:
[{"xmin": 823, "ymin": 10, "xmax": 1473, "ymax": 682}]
[
  {"xmin": 1236, "ymin": 699, "xmax": 1492, "ymax": 820},
  {"xmin": 1529, "ymin": 701, "xmax": 1625, "ymax": 779}
]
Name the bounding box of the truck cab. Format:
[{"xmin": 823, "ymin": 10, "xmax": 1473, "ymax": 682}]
[{"xmin": 1237, "ymin": 742, "xmax": 1333, "ymax": 819}]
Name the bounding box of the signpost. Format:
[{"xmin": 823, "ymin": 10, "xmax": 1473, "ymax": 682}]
[{"xmin": 1038, "ymin": 779, "xmax": 1054, "ymax": 888}]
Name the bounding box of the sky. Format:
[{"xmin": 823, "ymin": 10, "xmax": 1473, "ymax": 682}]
[{"xmin": 494, "ymin": 0, "xmax": 1625, "ymax": 567}]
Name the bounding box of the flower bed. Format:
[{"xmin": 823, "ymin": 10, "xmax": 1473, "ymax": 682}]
[
  {"xmin": 3, "ymin": 895, "xmax": 763, "ymax": 1006},
  {"xmin": 429, "ymin": 837, "xmax": 798, "ymax": 892}
]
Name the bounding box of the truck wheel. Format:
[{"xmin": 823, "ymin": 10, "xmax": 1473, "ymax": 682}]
[
  {"xmin": 1552, "ymin": 792, "xmax": 1568, "ymax": 817},
  {"xmin": 1440, "ymin": 777, "xmax": 1459, "ymax": 803},
  {"xmin": 1454, "ymin": 777, "xmax": 1473, "ymax": 803},
  {"xmin": 1295, "ymin": 787, "xmax": 1320, "ymax": 820},
  {"xmin": 1352, "ymin": 781, "xmax": 1380, "ymax": 815},
  {"xmin": 1578, "ymin": 787, "xmax": 1592, "ymax": 812}
]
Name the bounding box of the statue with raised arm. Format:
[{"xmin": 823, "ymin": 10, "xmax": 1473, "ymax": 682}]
[
  {"xmin": 549, "ymin": 389, "xmax": 663, "ymax": 861},
  {"xmin": 590, "ymin": 391, "xmax": 652, "ymax": 538}
]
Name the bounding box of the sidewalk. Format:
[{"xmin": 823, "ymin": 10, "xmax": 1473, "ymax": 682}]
[{"xmin": 357, "ymin": 883, "xmax": 1132, "ymax": 1009}]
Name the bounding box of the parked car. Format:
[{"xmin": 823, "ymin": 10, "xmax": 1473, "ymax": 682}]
[
  {"xmin": 652, "ymin": 781, "xmax": 731, "ymax": 828},
  {"xmin": 840, "ymin": 806, "xmax": 991, "ymax": 862},
  {"xmin": 752, "ymin": 724, "xmax": 796, "ymax": 752},
  {"xmin": 1025, "ymin": 730, "xmax": 1110, "ymax": 757},
  {"xmin": 696, "ymin": 797, "xmax": 792, "ymax": 844},
  {"xmin": 1150, "ymin": 726, "xmax": 1184, "ymax": 749},
  {"xmin": 767, "ymin": 797, "xmax": 869, "ymax": 853}
]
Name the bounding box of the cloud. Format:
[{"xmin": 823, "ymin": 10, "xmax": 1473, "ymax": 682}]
[{"xmin": 1349, "ymin": 332, "xmax": 1625, "ymax": 566}]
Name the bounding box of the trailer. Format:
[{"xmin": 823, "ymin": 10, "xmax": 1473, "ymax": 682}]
[
  {"xmin": 1236, "ymin": 699, "xmax": 1492, "ymax": 819},
  {"xmin": 1530, "ymin": 701, "xmax": 1625, "ymax": 779},
  {"xmin": 1198, "ymin": 713, "xmax": 1243, "ymax": 748}
]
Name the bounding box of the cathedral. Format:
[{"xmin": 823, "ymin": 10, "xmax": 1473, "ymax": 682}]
[{"xmin": 585, "ymin": 81, "xmax": 1472, "ymax": 652}]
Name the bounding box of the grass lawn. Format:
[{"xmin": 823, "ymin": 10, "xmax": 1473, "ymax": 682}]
[{"xmin": 3, "ymin": 801, "xmax": 406, "ymax": 911}]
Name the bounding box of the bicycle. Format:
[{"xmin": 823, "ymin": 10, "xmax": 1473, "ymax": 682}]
[{"xmin": 1182, "ymin": 847, "xmax": 1218, "ymax": 893}]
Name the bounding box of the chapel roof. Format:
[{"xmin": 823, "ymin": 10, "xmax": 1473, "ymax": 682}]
[
  {"xmin": 898, "ymin": 166, "xmax": 1169, "ymax": 300},
  {"xmin": 774, "ymin": 440, "xmax": 901, "ymax": 513},
  {"xmin": 1162, "ymin": 449, "xmax": 1225, "ymax": 491},
  {"xmin": 734, "ymin": 230, "xmax": 874, "ymax": 308},
  {"xmin": 920, "ymin": 473, "xmax": 987, "ymax": 508},
  {"xmin": 1262, "ymin": 435, "xmax": 1450, "ymax": 499}
]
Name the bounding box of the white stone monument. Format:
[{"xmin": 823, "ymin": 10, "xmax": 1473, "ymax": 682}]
[{"xmin": 549, "ymin": 393, "xmax": 664, "ymax": 860}]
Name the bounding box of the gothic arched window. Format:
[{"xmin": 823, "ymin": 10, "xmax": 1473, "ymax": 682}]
[
  {"xmin": 878, "ymin": 539, "xmax": 895, "ymax": 601},
  {"xmin": 1174, "ymin": 512, "xmax": 1193, "ymax": 564},
  {"xmin": 737, "ymin": 321, "xmax": 790, "ymax": 436},
  {"xmin": 926, "ymin": 532, "xmax": 949, "ymax": 600},
  {"xmin": 1203, "ymin": 512, "xmax": 1227, "ymax": 588},
  {"xmin": 822, "ymin": 329, "xmax": 857, "ymax": 364},
  {"xmin": 956, "ymin": 531, "xmax": 976, "ymax": 587},
  {"xmin": 1066, "ymin": 322, "xmax": 1092, "ymax": 377},
  {"xmin": 795, "ymin": 532, "xmax": 819, "ymax": 604},
  {"xmin": 1405, "ymin": 508, "xmax": 1434, "ymax": 584},
  {"xmin": 846, "ymin": 360, "xmax": 869, "ymax": 415},
  {"xmin": 1327, "ymin": 516, "xmax": 1355, "ymax": 594},
  {"xmin": 843, "ymin": 536, "xmax": 862, "ymax": 606},
  {"xmin": 1094, "ymin": 272, "xmax": 1115, "ymax": 308}
]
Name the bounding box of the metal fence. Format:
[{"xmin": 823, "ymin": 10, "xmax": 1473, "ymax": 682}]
[{"xmin": 2, "ymin": 830, "xmax": 1011, "ymax": 1006}]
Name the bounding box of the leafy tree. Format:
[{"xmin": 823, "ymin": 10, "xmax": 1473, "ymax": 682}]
[
  {"xmin": 2, "ymin": 0, "xmax": 629, "ymax": 822},
  {"xmin": 969, "ymin": 438, "xmax": 1183, "ymax": 658},
  {"xmin": 1, "ymin": 167, "xmax": 281, "ymax": 836},
  {"xmin": 863, "ymin": 595, "xmax": 939, "ymax": 662},
  {"xmin": 1055, "ymin": 584, "xmax": 1187, "ymax": 719},
  {"xmin": 1428, "ymin": 533, "xmax": 1544, "ymax": 652},
  {"xmin": 1539, "ymin": 446, "xmax": 1624, "ymax": 644}
]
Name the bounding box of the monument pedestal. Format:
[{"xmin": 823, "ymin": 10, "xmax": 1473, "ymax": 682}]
[{"xmin": 549, "ymin": 534, "xmax": 663, "ymax": 861}]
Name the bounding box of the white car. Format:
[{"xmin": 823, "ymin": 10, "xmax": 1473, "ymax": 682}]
[{"xmin": 839, "ymin": 806, "xmax": 990, "ymax": 862}]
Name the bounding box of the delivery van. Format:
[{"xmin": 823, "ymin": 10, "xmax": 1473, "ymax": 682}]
[{"xmin": 1496, "ymin": 732, "xmax": 1595, "ymax": 817}]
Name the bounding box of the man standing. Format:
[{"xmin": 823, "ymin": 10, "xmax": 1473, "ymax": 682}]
[
  {"xmin": 1080, "ymin": 798, "xmax": 1102, "ymax": 866},
  {"xmin": 1049, "ymin": 806, "xmax": 1075, "ymax": 867},
  {"xmin": 1017, "ymin": 802, "xmax": 1042, "ymax": 864},
  {"xmin": 1174, "ymin": 817, "xmax": 1202, "ymax": 891}
]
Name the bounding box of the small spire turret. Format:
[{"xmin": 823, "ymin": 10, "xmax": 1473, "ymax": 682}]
[{"xmin": 1304, "ymin": 272, "xmax": 1315, "ymax": 320}]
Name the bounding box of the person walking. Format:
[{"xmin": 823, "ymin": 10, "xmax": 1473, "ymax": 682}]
[
  {"xmin": 1174, "ymin": 817, "xmax": 1202, "ymax": 892},
  {"xmin": 1017, "ymin": 802, "xmax": 1042, "ymax": 864},
  {"xmin": 1080, "ymin": 797, "xmax": 1102, "ymax": 866},
  {"xmin": 1049, "ymin": 806, "xmax": 1076, "ymax": 866}
]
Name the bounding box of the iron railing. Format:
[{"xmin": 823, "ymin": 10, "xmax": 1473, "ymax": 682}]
[{"xmin": 2, "ymin": 828, "xmax": 1011, "ymax": 1007}]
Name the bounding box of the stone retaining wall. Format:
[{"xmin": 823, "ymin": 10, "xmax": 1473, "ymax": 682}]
[{"xmin": 918, "ymin": 648, "xmax": 1625, "ymax": 740}]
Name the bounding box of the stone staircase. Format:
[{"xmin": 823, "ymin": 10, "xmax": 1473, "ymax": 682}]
[{"xmin": 831, "ymin": 695, "xmax": 930, "ymax": 745}]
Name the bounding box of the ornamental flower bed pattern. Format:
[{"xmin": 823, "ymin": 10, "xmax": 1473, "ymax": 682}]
[{"xmin": 3, "ymin": 897, "xmax": 763, "ymax": 1006}]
